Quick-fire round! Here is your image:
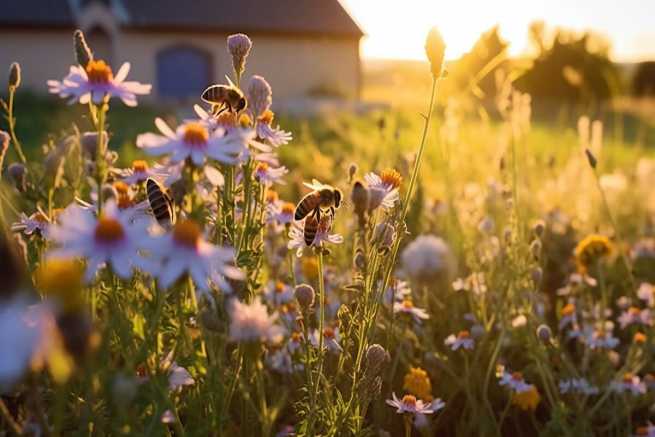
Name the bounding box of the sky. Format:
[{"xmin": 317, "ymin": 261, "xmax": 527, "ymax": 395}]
[{"xmin": 340, "ymin": 0, "xmax": 655, "ymax": 62}]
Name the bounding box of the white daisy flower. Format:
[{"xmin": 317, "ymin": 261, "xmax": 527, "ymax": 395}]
[
  {"xmin": 618, "ymin": 307, "xmax": 652, "ymax": 329},
  {"xmin": 147, "ymin": 219, "xmax": 244, "ymax": 293},
  {"xmin": 161, "ymin": 410, "xmax": 176, "ymax": 424},
  {"xmin": 167, "ymin": 363, "xmax": 194, "ymax": 391},
  {"xmin": 46, "ymin": 200, "xmax": 158, "ymax": 281},
  {"xmin": 364, "ymin": 169, "xmax": 402, "ymax": 210},
  {"xmin": 393, "ymin": 298, "xmax": 429, "ymax": 324},
  {"xmin": 48, "ymin": 60, "xmax": 151, "ymax": 106},
  {"xmin": 287, "ymin": 216, "xmax": 343, "ymax": 258},
  {"xmin": 444, "ymin": 330, "xmax": 475, "ymax": 350},
  {"xmin": 118, "ymin": 159, "xmax": 169, "ymax": 186},
  {"xmin": 498, "ymin": 369, "xmax": 532, "ymax": 393},
  {"xmin": 559, "ymin": 378, "xmax": 599, "ymax": 395},
  {"xmin": 310, "ymin": 326, "xmax": 343, "ymax": 354},
  {"xmin": 266, "ymin": 200, "xmax": 295, "ymax": 226},
  {"xmin": 263, "ymin": 280, "xmax": 294, "ymax": 306},
  {"xmin": 227, "ymin": 298, "xmax": 284, "ymax": 344},
  {"xmin": 611, "ymin": 373, "xmax": 646, "ymax": 396},
  {"xmin": 385, "ymin": 393, "xmax": 444, "ymax": 415},
  {"xmin": 256, "ymin": 110, "xmax": 292, "ymax": 147},
  {"xmin": 254, "ymin": 162, "xmax": 288, "ymax": 185},
  {"xmin": 137, "ymin": 118, "xmax": 245, "ymax": 167},
  {"xmin": 11, "ymin": 211, "xmax": 51, "ymax": 237},
  {"xmin": 638, "ymin": 283, "xmax": 655, "ymax": 307}
]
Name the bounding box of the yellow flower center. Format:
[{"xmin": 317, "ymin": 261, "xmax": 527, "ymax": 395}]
[
  {"xmin": 403, "ymin": 367, "xmax": 432, "ymax": 401},
  {"xmin": 113, "ymin": 181, "xmax": 129, "ymax": 195},
  {"xmin": 458, "ymin": 330, "xmax": 471, "ymax": 339},
  {"xmin": 574, "ymin": 234, "xmax": 612, "ymax": 272},
  {"xmin": 634, "ymin": 332, "xmax": 647, "ymax": 344},
  {"xmin": 275, "ymin": 281, "xmax": 286, "ymax": 294},
  {"xmin": 281, "ymin": 202, "xmax": 295, "ymax": 215},
  {"xmin": 37, "ymin": 259, "xmax": 84, "ymax": 311},
  {"xmin": 256, "ymin": 162, "xmax": 269, "ymax": 173},
  {"xmin": 94, "ymin": 216, "xmax": 125, "ymax": 243},
  {"xmin": 629, "ymin": 307, "xmax": 641, "ymax": 316},
  {"xmin": 258, "ymin": 109, "xmax": 275, "ymax": 125},
  {"xmin": 560, "ymin": 303, "xmax": 575, "ymax": 317},
  {"xmin": 173, "ymin": 219, "xmax": 201, "ymax": 249},
  {"xmin": 85, "ymin": 60, "xmax": 113, "ymax": 85},
  {"xmin": 182, "ymin": 122, "xmax": 209, "ymax": 147},
  {"xmin": 511, "ymin": 372, "xmax": 523, "ymax": 381},
  {"xmin": 238, "ymin": 113, "xmax": 252, "ymax": 127},
  {"xmin": 132, "ymin": 159, "xmax": 149, "ymax": 173},
  {"xmin": 380, "ymin": 168, "xmax": 402, "ymax": 188},
  {"xmin": 291, "ymin": 332, "xmax": 302, "ymax": 342},
  {"xmin": 402, "ymin": 299, "xmax": 414, "ymax": 309},
  {"xmin": 401, "ymin": 394, "xmax": 417, "ymax": 407}
]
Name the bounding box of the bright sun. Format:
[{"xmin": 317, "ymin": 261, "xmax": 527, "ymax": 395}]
[{"xmin": 340, "ymin": 0, "xmax": 655, "ymax": 62}]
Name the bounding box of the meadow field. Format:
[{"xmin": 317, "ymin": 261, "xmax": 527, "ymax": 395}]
[{"xmin": 1, "ymin": 28, "xmax": 655, "ymax": 437}]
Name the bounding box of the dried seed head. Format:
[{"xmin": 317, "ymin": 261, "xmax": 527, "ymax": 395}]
[
  {"xmin": 73, "ymin": 30, "xmax": 93, "ymax": 68},
  {"xmin": 8, "ymin": 162, "xmax": 27, "ymax": 191},
  {"xmin": 0, "ymin": 131, "xmax": 9, "ymax": 173},
  {"xmin": 536, "ymin": 324, "xmax": 552, "ymax": 344},
  {"xmin": 425, "ymin": 27, "xmax": 446, "ymax": 78},
  {"xmin": 585, "ymin": 148, "xmax": 597, "ymax": 169},
  {"xmin": 365, "ymin": 344, "xmax": 389, "ymax": 376},
  {"xmin": 8, "ymin": 62, "xmax": 21, "ymax": 89},
  {"xmin": 294, "ymin": 283, "xmax": 315, "ymax": 309},
  {"xmin": 227, "ymin": 33, "xmax": 252, "ymax": 77},
  {"xmin": 351, "ymin": 180, "xmax": 369, "ymax": 216},
  {"xmin": 347, "ymin": 163, "xmax": 358, "ymax": 182},
  {"xmin": 353, "ymin": 249, "xmax": 366, "ymax": 270},
  {"xmin": 372, "ymin": 222, "xmax": 395, "ymax": 250},
  {"xmin": 532, "ymin": 220, "xmax": 545, "ymax": 238},
  {"xmin": 530, "ymin": 239, "xmax": 542, "ymax": 260},
  {"xmin": 247, "ymin": 75, "xmax": 272, "ymax": 118}
]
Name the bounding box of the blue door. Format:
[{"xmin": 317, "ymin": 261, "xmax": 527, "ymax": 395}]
[{"xmin": 156, "ymin": 46, "xmax": 211, "ymax": 99}]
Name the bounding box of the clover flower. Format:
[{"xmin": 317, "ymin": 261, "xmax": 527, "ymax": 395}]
[
  {"xmin": 147, "ymin": 219, "xmax": 243, "ymax": 293},
  {"xmin": 386, "ymin": 393, "xmax": 444, "ymax": 415},
  {"xmin": 137, "ymin": 118, "xmax": 246, "ymax": 167},
  {"xmin": 48, "ymin": 60, "xmax": 151, "ymax": 106},
  {"xmin": 445, "ymin": 330, "xmax": 475, "ymax": 351},
  {"xmin": 248, "ymin": 75, "xmax": 272, "ymax": 118},
  {"xmin": 227, "ymin": 298, "xmax": 284, "ymax": 344},
  {"xmin": 46, "ymin": 200, "xmax": 158, "ymax": 281}
]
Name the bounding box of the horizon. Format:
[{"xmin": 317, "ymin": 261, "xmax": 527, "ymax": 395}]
[{"xmin": 341, "ymin": 0, "xmax": 655, "ymax": 63}]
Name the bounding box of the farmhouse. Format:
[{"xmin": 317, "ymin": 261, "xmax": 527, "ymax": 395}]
[{"xmin": 0, "ymin": 0, "xmax": 363, "ymax": 102}]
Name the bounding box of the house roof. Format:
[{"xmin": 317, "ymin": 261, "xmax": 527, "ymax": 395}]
[{"xmin": 0, "ymin": 0, "xmax": 364, "ymax": 38}]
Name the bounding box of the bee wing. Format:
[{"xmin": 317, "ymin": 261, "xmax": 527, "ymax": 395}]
[
  {"xmin": 303, "ymin": 180, "xmax": 325, "ymax": 191},
  {"xmin": 201, "ymin": 85, "xmax": 218, "ymax": 103},
  {"xmin": 224, "ymin": 75, "xmax": 237, "ymax": 88}
]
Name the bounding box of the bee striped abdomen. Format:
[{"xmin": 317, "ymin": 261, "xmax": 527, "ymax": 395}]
[
  {"xmin": 303, "ymin": 215, "xmax": 319, "ymax": 246},
  {"xmin": 146, "ymin": 178, "xmax": 174, "ymax": 229},
  {"xmin": 294, "ymin": 193, "xmax": 320, "ymax": 221}
]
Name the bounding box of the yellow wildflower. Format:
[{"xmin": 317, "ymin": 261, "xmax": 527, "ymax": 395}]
[{"xmin": 403, "ymin": 367, "xmax": 433, "ymax": 401}]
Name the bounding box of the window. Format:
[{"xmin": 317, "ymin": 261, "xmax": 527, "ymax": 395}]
[{"xmin": 156, "ymin": 46, "xmax": 212, "ymax": 100}]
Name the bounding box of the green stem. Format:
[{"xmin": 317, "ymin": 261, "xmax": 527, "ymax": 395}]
[
  {"xmin": 0, "ymin": 397, "xmax": 22, "ymax": 436},
  {"xmin": 7, "ymin": 87, "xmax": 27, "ymax": 163},
  {"xmin": 94, "ymin": 99, "xmax": 108, "ymax": 213}
]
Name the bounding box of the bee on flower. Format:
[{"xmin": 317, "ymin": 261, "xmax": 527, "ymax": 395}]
[
  {"xmin": 46, "ymin": 200, "xmax": 159, "ymax": 281},
  {"xmin": 611, "ymin": 373, "xmax": 646, "ymax": 396},
  {"xmin": 48, "ymin": 59, "xmax": 151, "ymax": 106},
  {"xmin": 393, "ymin": 298, "xmax": 430, "ymax": 324},
  {"xmin": 444, "ymin": 330, "xmax": 475, "ymax": 351},
  {"xmin": 288, "ymin": 215, "xmax": 343, "ymax": 257}
]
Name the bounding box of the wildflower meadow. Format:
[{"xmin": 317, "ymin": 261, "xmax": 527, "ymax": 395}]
[{"xmin": 1, "ymin": 26, "xmax": 655, "ymax": 437}]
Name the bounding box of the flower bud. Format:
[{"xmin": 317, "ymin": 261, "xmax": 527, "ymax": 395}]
[
  {"xmin": 247, "ymin": 75, "xmax": 272, "ymax": 118},
  {"xmin": 227, "ymin": 33, "xmax": 252, "ymax": 77},
  {"xmin": 425, "ymin": 27, "xmax": 446, "ymax": 78},
  {"xmin": 8, "ymin": 62, "xmax": 21, "ymax": 89},
  {"xmin": 531, "ymin": 267, "xmax": 543, "ymax": 286},
  {"xmin": 530, "ymin": 239, "xmax": 542, "ymax": 260},
  {"xmin": 294, "ymin": 284, "xmax": 315, "ymax": 309},
  {"xmin": 585, "ymin": 148, "xmax": 597, "ymax": 169},
  {"xmin": 0, "ymin": 130, "xmax": 9, "ymax": 174},
  {"xmin": 536, "ymin": 324, "xmax": 552, "ymax": 345},
  {"xmin": 532, "ymin": 220, "xmax": 545, "ymax": 238},
  {"xmin": 73, "ymin": 30, "xmax": 93, "ymax": 68},
  {"xmin": 372, "ymin": 222, "xmax": 395, "ymax": 250},
  {"xmin": 8, "ymin": 162, "xmax": 27, "ymax": 191},
  {"xmin": 347, "ymin": 163, "xmax": 358, "ymax": 182},
  {"xmin": 353, "ymin": 250, "xmax": 366, "ymax": 271},
  {"xmin": 365, "ymin": 344, "xmax": 389, "ymax": 376},
  {"xmin": 351, "ymin": 180, "xmax": 369, "ymax": 216}
]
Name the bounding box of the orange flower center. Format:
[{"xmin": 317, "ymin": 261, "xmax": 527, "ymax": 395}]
[
  {"xmin": 94, "ymin": 216, "xmax": 125, "ymax": 243},
  {"xmin": 256, "ymin": 162, "xmax": 269, "ymax": 173},
  {"xmin": 636, "ymin": 427, "xmax": 649, "ymax": 436},
  {"xmin": 623, "ymin": 373, "xmax": 634, "ymax": 383},
  {"xmin": 402, "ymin": 299, "xmax": 414, "ymax": 309},
  {"xmin": 380, "ymin": 168, "xmax": 402, "ymax": 188},
  {"xmin": 323, "ymin": 327, "xmax": 335, "ymax": 339},
  {"xmin": 401, "ymin": 394, "xmax": 417, "ymax": 407},
  {"xmin": 629, "ymin": 307, "xmax": 641, "ymax": 316},
  {"xmin": 33, "ymin": 211, "xmax": 49, "ymax": 223},
  {"xmin": 275, "ymin": 281, "xmax": 286, "ymax": 294},
  {"xmin": 182, "ymin": 122, "xmax": 209, "ymax": 147},
  {"xmin": 560, "ymin": 303, "xmax": 575, "ymax": 317},
  {"xmin": 238, "ymin": 113, "xmax": 252, "ymax": 127},
  {"xmin": 458, "ymin": 330, "xmax": 471, "ymax": 339},
  {"xmin": 291, "ymin": 332, "xmax": 302, "ymax": 342},
  {"xmin": 511, "ymin": 372, "xmax": 523, "ymax": 381},
  {"xmin": 281, "ymin": 202, "xmax": 295, "ymax": 215},
  {"xmin": 132, "ymin": 159, "xmax": 149, "ymax": 173},
  {"xmin": 113, "ymin": 181, "xmax": 129, "ymax": 195},
  {"xmin": 173, "ymin": 219, "xmax": 201, "ymax": 249},
  {"xmin": 258, "ymin": 109, "xmax": 275, "ymax": 125},
  {"xmin": 117, "ymin": 194, "xmax": 134, "ymax": 210},
  {"xmin": 85, "ymin": 60, "xmax": 113, "ymax": 85},
  {"xmin": 265, "ymin": 189, "xmax": 279, "ymax": 204},
  {"xmin": 634, "ymin": 332, "xmax": 647, "ymax": 344}
]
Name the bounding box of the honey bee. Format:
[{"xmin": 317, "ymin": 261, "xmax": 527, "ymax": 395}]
[
  {"xmin": 303, "ymin": 213, "xmax": 334, "ymax": 246},
  {"xmin": 294, "ymin": 180, "xmax": 342, "ymax": 223},
  {"xmin": 201, "ymin": 77, "xmax": 247, "ymax": 116},
  {"xmin": 146, "ymin": 178, "xmax": 175, "ymax": 230}
]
